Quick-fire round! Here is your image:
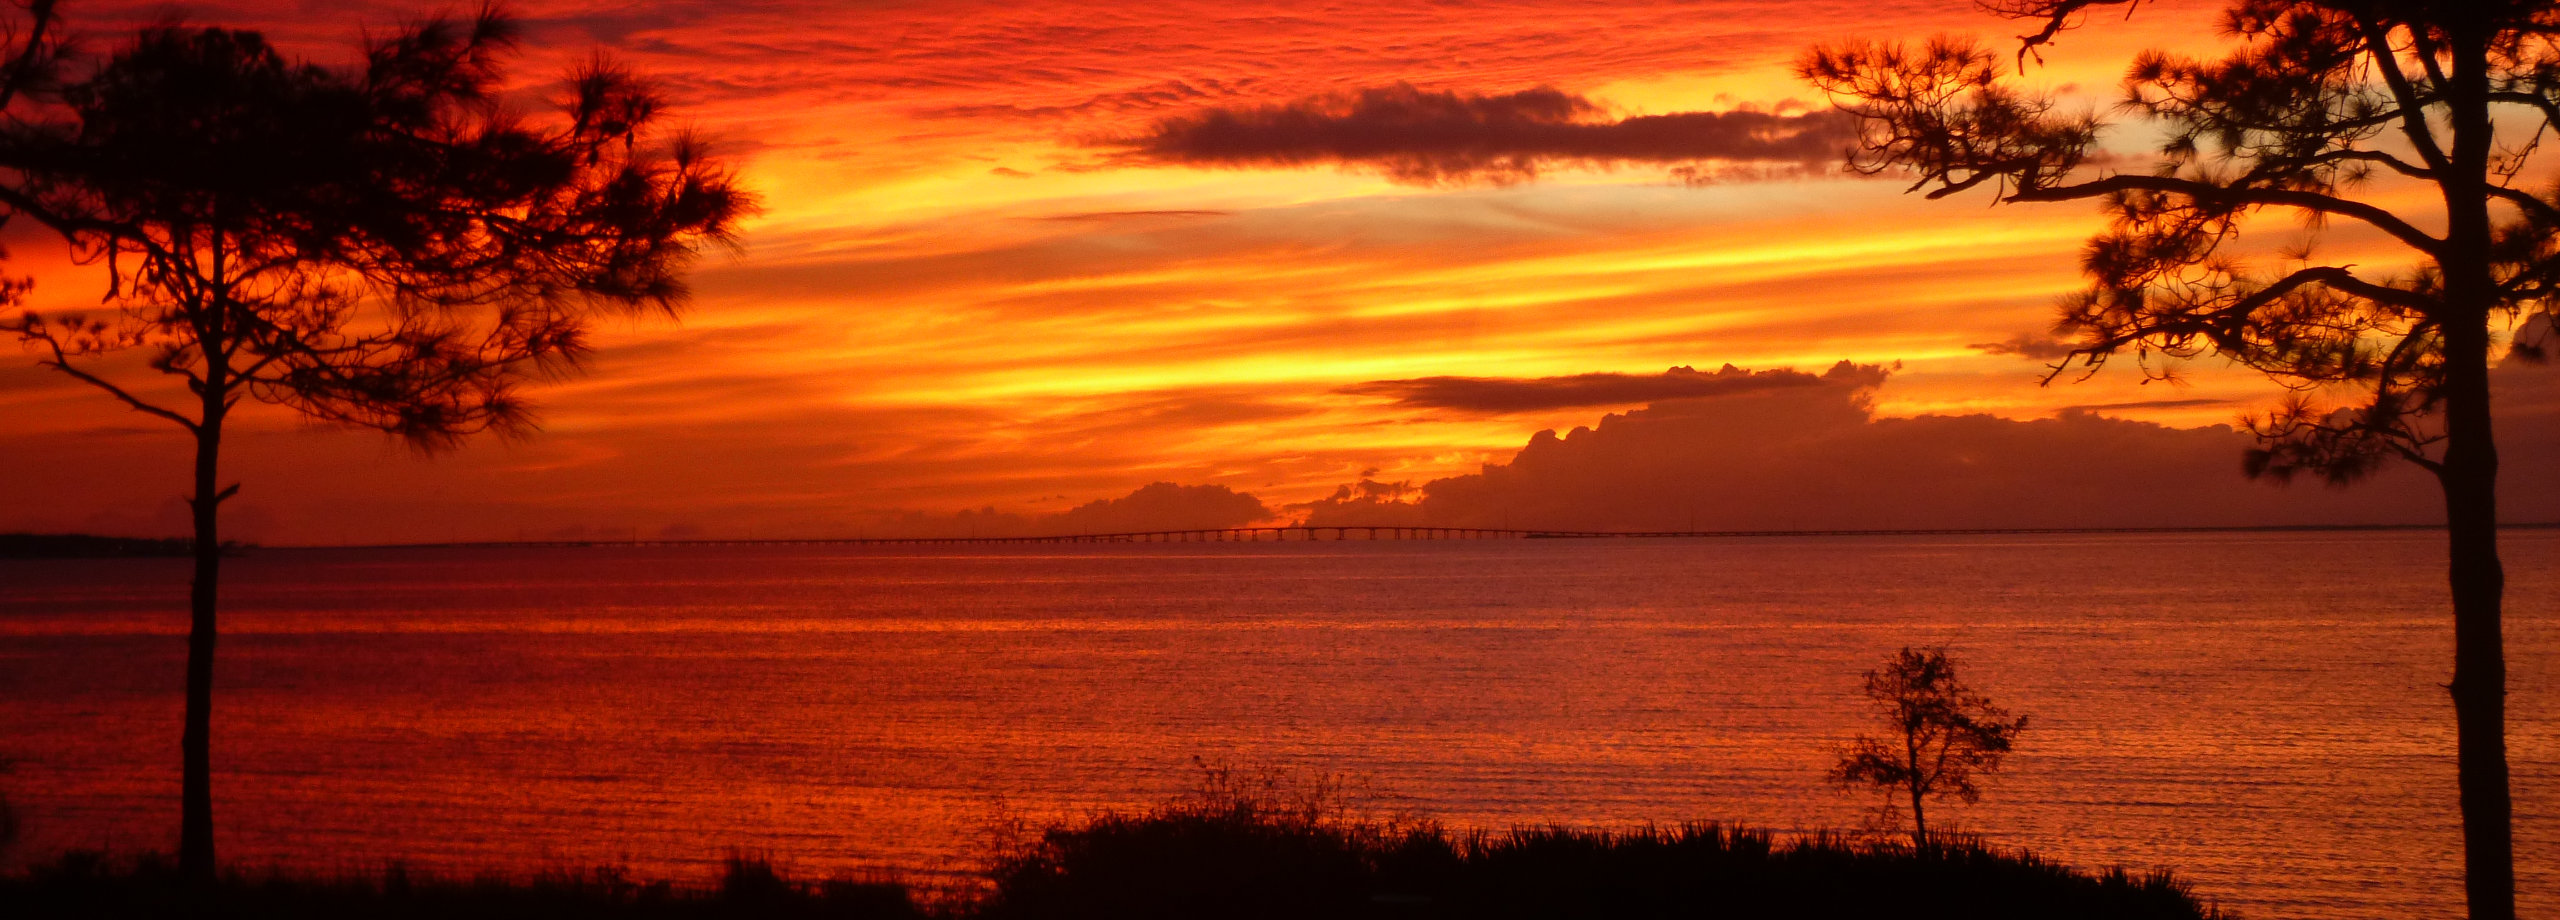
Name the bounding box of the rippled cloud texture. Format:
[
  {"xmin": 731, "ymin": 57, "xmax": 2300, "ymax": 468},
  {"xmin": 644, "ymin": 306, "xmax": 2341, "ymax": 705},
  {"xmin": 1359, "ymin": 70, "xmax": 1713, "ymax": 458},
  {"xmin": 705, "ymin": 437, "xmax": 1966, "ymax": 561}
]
[{"xmin": 0, "ymin": 0, "xmax": 2474, "ymax": 542}]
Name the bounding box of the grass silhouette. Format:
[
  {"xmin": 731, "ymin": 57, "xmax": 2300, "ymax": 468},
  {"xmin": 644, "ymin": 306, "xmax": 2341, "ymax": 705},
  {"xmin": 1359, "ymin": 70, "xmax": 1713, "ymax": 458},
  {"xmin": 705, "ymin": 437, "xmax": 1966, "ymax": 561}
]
[
  {"xmin": 9, "ymin": 770, "xmax": 2223, "ymax": 919},
  {"xmin": 979, "ymin": 772, "xmax": 2222, "ymax": 920}
]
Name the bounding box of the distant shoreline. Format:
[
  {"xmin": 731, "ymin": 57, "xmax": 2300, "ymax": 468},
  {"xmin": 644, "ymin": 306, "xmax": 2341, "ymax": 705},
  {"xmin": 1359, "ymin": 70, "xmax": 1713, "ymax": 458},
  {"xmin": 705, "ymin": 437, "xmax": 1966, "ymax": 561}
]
[{"xmin": 0, "ymin": 533, "xmax": 197, "ymax": 559}]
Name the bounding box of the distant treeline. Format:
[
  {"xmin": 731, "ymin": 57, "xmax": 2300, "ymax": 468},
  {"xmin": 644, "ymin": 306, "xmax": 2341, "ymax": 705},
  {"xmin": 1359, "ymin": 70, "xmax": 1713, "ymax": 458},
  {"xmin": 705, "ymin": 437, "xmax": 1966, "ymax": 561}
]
[{"xmin": 0, "ymin": 534, "xmax": 197, "ymax": 558}]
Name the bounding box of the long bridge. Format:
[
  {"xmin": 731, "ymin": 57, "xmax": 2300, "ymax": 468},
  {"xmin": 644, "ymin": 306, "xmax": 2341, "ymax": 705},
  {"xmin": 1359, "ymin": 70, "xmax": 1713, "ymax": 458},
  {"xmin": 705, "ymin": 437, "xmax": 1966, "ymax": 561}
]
[{"xmin": 859, "ymin": 526, "xmax": 1583, "ymax": 544}]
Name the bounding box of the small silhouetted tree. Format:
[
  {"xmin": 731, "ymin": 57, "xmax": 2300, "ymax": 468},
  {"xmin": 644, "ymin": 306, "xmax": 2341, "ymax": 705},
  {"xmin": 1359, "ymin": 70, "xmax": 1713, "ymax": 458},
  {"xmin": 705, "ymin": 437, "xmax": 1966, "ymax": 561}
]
[
  {"xmin": 0, "ymin": 6, "xmax": 748, "ymax": 877},
  {"xmin": 1801, "ymin": 4, "xmax": 2553, "ymax": 915},
  {"xmin": 1831, "ymin": 646, "xmax": 2028, "ymax": 848}
]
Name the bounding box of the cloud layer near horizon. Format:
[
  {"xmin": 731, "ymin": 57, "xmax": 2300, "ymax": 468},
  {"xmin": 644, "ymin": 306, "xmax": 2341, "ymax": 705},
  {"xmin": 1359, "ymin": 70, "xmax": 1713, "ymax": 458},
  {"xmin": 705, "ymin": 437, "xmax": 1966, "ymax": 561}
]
[
  {"xmin": 1302, "ymin": 357, "xmax": 2560, "ymax": 532},
  {"xmin": 873, "ymin": 482, "xmax": 1273, "ymax": 539}
]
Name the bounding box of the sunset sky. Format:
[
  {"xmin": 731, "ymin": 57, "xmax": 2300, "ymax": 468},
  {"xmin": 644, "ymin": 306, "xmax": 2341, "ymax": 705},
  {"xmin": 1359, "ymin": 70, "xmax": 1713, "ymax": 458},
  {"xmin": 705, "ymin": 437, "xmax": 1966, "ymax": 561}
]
[{"xmin": 4, "ymin": 0, "xmax": 2544, "ymax": 543}]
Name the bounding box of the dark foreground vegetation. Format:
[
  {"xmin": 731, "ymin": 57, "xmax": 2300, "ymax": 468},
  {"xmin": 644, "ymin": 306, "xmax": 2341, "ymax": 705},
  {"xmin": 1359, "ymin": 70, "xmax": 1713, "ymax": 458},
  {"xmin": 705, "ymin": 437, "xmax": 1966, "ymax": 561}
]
[
  {"xmin": 7, "ymin": 790, "xmax": 2223, "ymax": 920},
  {"xmin": 976, "ymin": 796, "xmax": 2220, "ymax": 920},
  {"xmin": 4, "ymin": 852, "xmax": 919, "ymax": 920}
]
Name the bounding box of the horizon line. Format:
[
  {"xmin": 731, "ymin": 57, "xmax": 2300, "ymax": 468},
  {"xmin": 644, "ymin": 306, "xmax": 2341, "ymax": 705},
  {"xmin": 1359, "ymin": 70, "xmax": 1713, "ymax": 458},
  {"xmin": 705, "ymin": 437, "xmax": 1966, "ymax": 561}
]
[{"xmin": 296, "ymin": 520, "xmax": 2560, "ymax": 551}]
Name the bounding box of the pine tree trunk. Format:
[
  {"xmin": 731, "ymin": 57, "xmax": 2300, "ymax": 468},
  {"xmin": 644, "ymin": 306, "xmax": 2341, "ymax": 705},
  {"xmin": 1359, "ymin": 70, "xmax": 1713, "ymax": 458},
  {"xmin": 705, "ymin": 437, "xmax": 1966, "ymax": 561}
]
[
  {"xmin": 2440, "ymin": 324, "xmax": 2512, "ymax": 920},
  {"xmin": 179, "ymin": 414, "xmax": 221, "ymax": 879},
  {"xmin": 2439, "ymin": 20, "xmax": 2514, "ymax": 919}
]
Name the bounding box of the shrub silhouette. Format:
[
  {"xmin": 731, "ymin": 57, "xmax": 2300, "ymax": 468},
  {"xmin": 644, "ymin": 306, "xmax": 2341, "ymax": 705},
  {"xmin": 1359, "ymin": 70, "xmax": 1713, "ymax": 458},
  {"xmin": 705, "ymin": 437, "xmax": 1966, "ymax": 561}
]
[
  {"xmin": 1831, "ymin": 646, "xmax": 2029, "ymax": 847},
  {"xmin": 981, "ymin": 761, "xmax": 1419, "ymax": 920},
  {"xmin": 977, "ymin": 766, "xmax": 2213, "ymax": 920}
]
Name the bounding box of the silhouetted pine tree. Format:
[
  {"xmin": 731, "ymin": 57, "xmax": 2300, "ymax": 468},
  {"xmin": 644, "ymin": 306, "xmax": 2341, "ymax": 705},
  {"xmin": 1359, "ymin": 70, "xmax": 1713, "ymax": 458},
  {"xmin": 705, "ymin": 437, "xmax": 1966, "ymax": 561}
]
[
  {"xmin": 1801, "ymin": 4, "xmax": 2558, "ymax": 916},
  {"xmin": 0, "ymin": 4, "xmax": 751, "ymax": 877}
]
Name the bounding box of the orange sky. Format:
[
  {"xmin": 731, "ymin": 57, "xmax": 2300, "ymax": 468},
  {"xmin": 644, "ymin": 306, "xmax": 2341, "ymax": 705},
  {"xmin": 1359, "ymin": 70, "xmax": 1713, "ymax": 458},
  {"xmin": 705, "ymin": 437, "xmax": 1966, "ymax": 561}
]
[{"xmin": 0, "ymin": 0, "xmax": 2509, "ymax": 543}]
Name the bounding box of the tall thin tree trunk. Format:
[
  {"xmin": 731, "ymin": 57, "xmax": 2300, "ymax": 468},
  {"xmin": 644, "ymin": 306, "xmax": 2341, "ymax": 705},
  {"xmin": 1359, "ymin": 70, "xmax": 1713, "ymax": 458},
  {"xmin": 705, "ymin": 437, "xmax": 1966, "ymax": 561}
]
[
  {"xmin": 179, "ymin": 413, "xmax": 221, "ymax": 879},
  {"xmin": 2440, "ymin": 325, "xmax": 2511, "ymax": 920},
  {"xmin": 2440, "ymin": 22, "xmax": 2514, "ymax": 920},
  {"xmin": 177, "ymin": 279, "xmax": 232, "ymax": 879}
]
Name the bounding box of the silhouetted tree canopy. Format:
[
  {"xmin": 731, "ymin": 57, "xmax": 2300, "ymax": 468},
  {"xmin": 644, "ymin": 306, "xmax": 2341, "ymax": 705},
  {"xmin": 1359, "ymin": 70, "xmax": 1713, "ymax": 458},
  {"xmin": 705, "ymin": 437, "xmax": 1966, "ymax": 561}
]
[
  {"xmin": 0, "ymin": 0, "xmax": 67, "ymax": 314},
  {"xmin": 0, "ymin": 1, "xmax": 751, "ymax": 877},
  {"xmin": 2, "ymin": 5, "xmax": 747, "ymax": 443},
  {"xmin": 1801, "ymin": 4, "xmax": 2545, "ymax": 917},
  {"xmin": 1802, "ymin": 0, "xmax": 2558, "ymax": 481}
]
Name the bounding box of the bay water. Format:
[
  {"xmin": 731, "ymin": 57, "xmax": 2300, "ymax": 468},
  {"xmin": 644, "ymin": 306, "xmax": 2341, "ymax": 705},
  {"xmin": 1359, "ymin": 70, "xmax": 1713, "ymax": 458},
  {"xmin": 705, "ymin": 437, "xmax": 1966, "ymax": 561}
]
[{"xmin": 1, "ymin": 531, "xmax": 2553, "ymax": 918}]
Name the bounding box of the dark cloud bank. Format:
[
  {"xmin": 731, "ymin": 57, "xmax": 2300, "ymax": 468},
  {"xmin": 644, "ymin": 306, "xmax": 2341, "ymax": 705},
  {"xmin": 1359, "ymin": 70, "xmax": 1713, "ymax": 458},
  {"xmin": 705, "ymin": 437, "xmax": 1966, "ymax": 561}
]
[
  {"xmin": 853, "ymin": 350, "xmax": 2560, "ymax": 538},
  {"xmin": 1102, "ymin": 83, "xmax": 1854, "ymax": 186},
  {"xmin": 1301, "ymin": 357, "xmax": 2560, "ymax": 531},
  {"xmin": 1341, "ymin": 363, "xmax": 1840, "ymax": 414},
  {"xmin": 875, "ymin": 353, "xmax": 2560, "ymax": 540}
]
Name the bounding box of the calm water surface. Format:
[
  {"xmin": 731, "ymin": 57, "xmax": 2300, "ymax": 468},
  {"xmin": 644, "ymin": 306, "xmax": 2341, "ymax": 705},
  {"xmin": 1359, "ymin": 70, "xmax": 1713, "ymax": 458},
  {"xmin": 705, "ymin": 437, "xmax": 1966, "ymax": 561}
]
[{"xmin": 1, "ymin": 531, "xmax": 2554, "ymax": 918}]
